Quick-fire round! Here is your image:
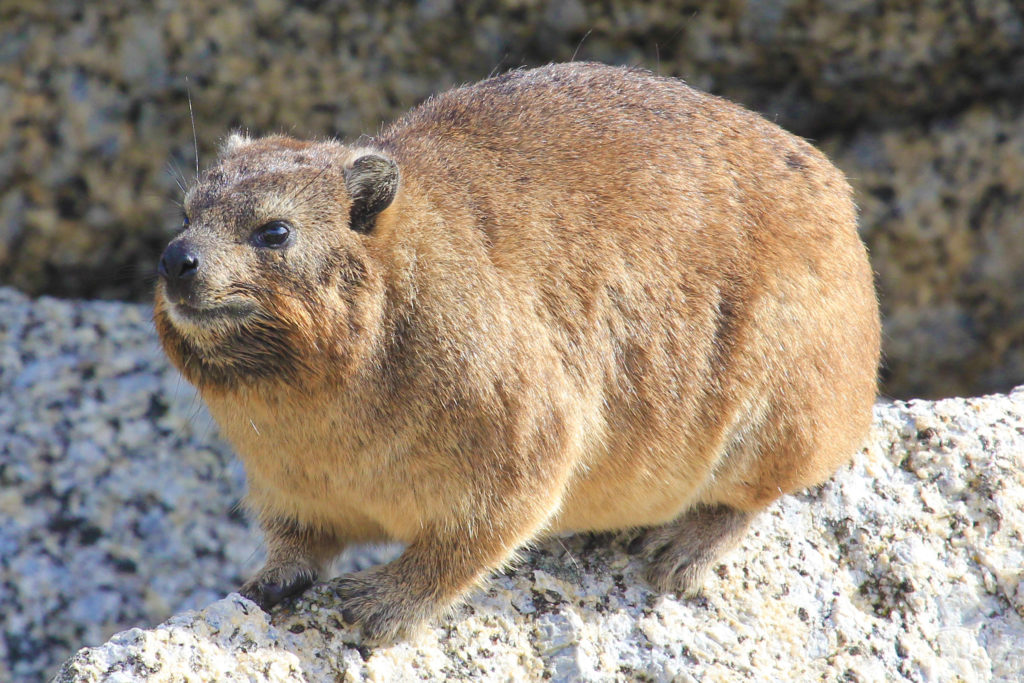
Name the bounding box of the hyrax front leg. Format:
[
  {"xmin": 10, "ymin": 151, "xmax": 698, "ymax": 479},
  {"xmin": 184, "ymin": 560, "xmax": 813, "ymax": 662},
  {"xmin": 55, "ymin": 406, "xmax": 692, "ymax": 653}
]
[
  {"xmin": 239, "ymin": 518, "xmax": 345, "ymax": 611},
  {"xmin": 630, "ymin": 504, "xmax": 755, "ymax": 595},
  {"xmin": 332, "ymin": 516, "xmax": 541, "ymax": 642}
]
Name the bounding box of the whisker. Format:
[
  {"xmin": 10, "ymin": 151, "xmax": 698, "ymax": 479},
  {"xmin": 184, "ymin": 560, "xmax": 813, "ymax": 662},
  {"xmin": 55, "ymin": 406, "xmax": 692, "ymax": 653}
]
[
  {"xmin": 186, "ymin": 75, "xmax": 200, "ymax": 181},
  {"xmin": 228, "ymin": 281, "xmax": 312, "ymax": 307},
  {"xmin": 571, "ymin": 29, "xmax": 593, "ymax": 62},
  {"xmin": 166, "ymin": 161, "xmax": 187, "ymax": 194},
  {"xmin": 269, "ymin": 164, "xmax": 333, "ymax": 217},
  {"xmin": 487, "ymin": 52, "xmax": 509, "ymax": 79},
  {"xmin": 108, "ymin": 261, "xmax": 163, "ymax": 287},
  {"xmin": 201, "ymin": 413, "xmax": 216, "ymax": 442}
]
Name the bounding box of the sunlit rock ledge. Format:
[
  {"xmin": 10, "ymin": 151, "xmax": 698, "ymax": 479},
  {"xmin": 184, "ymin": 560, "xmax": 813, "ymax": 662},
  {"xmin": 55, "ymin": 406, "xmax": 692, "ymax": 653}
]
[{"xmin": 54, "ymin": 387, "xmax": 1024, "ymax": 681}]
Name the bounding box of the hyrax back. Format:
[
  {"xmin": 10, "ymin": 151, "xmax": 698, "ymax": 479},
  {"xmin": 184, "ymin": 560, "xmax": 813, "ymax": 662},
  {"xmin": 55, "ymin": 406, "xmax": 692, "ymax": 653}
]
[{"xmin": 155, "ymin": 62, "xmax": 880, "ymax": 639}]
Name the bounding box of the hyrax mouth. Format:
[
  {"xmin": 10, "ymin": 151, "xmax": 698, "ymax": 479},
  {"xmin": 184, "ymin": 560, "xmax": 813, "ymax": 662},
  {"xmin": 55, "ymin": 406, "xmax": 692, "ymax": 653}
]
[
  {"xmin": 163, "ymin": 296, "xmax": 257, "ymax": 328},
  {"xmin": 154, "ymin": 292, "xmax": 302, "ymax": 387}
]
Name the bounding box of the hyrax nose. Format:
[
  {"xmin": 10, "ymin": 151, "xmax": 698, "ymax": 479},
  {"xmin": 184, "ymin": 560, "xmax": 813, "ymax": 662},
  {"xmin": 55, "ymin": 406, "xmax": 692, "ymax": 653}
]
[{"xmin": 158, "ymin": 240, "xmax": 200, "ymax": 299}]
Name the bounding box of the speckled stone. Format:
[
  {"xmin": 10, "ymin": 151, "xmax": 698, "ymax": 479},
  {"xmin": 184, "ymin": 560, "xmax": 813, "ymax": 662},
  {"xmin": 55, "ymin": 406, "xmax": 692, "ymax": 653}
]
[
  {"xmin": 3, "ymin": 287, "xmax": 1015, "ymax": 681},
  {"xmin": 56, "ymin": 387, "xmax": 1024, "ymax": 680},
  {"xmin": 2, "ymin": 2, "xmax": 1024, "ymax": 399},
  {"xmin": 0, "ymin": 288, "xmax": 395, "ymax": 681},
  {"xmin": 828, "ymin": 100, "xmax": 1024, "ymax": 399}
]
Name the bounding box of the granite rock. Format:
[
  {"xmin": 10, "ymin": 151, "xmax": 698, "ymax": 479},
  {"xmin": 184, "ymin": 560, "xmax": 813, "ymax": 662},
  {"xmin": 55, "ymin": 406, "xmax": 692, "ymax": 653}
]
[
  {"xmin": 0, "ymin": 288, "xmax": 393, "ymax": 681},
  {"xmin": 54, "ymin": 384, "xmax": 1024, "ymax": 681},
  {"xmin": 828, "ymin": 99, "xmax": 1024, "ymax": 398},
  {"xmin": 1, "ymin": 1, "xmax": 1023, "ymax": 399},
  {"xmin": 1, "ymin": 287, "xmax": 1021, "ymax": 681}
]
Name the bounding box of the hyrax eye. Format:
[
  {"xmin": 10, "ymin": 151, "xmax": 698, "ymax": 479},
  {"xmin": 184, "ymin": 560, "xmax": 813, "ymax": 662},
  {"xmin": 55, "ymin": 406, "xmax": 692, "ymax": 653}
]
[
  {"xmin": 252, "ymin": 220, "xmax": 292, "ymax": 248},
  {"xmin": 181, "ymin": 214, "xmax": 190, "ymax": 230}
]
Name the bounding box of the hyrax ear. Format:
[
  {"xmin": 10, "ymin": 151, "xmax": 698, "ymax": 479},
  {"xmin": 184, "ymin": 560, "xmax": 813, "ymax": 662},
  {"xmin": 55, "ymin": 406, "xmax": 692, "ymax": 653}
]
[
  {"xmin": 220, "ymin": 131, "xmax": 252, "ymax": 157},
  {"xmin": 344, "ymin": 154, "xmax": 399, "ymax": 233}
]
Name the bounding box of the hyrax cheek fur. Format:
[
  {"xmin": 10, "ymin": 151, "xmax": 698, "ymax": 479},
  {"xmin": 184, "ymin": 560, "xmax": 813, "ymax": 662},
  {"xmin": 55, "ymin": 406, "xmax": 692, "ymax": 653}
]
[{"xmin": 154, "ymin": 62, "xmax": 880, "ymax": 641}]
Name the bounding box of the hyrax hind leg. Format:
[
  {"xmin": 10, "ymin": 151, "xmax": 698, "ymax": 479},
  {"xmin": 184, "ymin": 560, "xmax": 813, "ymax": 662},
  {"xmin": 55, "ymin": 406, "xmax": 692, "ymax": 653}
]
[
  {"xmin": 239, "ymin": 518, "xmax": 346, "ymax": 611},
  {"xmin": 630, "ymin": 504, "xmax": 755, "ymax": 595}
]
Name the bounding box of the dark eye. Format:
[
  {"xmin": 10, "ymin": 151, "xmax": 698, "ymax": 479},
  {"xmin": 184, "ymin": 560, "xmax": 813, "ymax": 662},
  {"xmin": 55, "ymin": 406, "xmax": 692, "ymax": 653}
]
[
  {"xmin": 181, "ymin": 214, "xmax": 190, "ymax": 229},
  {"xmin": 252, "ymin": 220, "xmax": 292, "ymax": 248}
]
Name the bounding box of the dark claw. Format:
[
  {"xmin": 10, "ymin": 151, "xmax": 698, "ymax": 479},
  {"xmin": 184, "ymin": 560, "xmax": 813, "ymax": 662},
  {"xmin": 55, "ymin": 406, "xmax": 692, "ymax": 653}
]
[
  {"xmin": 334, "ymin": 577, "xmax": 370, "ymax": 601},
  {"xmin": 627, "ymin": 533, "xmax": 648, "ymax": 555},
  {"xmin": 334, "ymin": 577, "xmax": 388, "ymax": 636},
  {"xmin": 241, "ymin": 571, "xmax": 314, "ymax": 611},
  {"xmin": 330, "ymin": 572, "xmax": 417, "ymax": 641},
  {"xmin": 335, "ymin": 578, "xmax": 368, "ymax": 625},
  {"xmin": 261, "ymin": 576, "xmax": 313, "ymax": 605}
]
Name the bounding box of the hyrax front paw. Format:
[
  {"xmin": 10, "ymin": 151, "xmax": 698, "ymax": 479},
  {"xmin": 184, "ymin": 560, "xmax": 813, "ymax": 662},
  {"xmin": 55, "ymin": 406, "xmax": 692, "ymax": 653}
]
[
  {"xmin": 332, "ymin": 568, "xmax": 437, "ymax": 642},
  {"xmin": 239, "ymin": 563, "xmax": 319, "ymax": 611}
]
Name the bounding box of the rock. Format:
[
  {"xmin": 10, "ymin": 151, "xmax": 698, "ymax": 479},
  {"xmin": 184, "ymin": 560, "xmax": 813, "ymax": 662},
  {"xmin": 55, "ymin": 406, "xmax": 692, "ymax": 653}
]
[
  {"xmin": 54, "ymin": 384, "xmax": 1024, "ymax": 681},
  {"xmin": 1, "ymin": 287, "xmax": 1021, "ymax": 680},
  {"xmin": 0, "ymin": 288, "xmax": 395, "ymax": 681},
  {"xmin": 827, "ymin": 99, "xmax": 1024, "ymax": 398},
  {"xmin": 1, "ymin": 2, "xmax": 1023, "ymax": 398}
]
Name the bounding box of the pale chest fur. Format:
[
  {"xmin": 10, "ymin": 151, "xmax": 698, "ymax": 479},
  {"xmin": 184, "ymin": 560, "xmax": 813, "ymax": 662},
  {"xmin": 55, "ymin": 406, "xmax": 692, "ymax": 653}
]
[{"xmin": 203, "ymin": 389, "xmax": 433, "ymax": 541}]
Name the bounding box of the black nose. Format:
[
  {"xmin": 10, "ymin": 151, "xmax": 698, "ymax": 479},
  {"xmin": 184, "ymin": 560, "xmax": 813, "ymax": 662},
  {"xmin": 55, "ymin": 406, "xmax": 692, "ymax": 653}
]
[{"xmin": 158, "ymin": 240, "xmax": 200, "ymax": 300}]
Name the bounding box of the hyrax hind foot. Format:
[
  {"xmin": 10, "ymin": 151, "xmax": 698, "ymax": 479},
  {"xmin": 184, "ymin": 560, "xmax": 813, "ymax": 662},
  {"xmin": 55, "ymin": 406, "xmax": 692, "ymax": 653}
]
[
  {"xmin": 239, "ymin": 562, "xmax": 318, "ymax": 611},
  {"xmin": 630, "ymin": 504, "xmax": 754, "ymax": 595}
]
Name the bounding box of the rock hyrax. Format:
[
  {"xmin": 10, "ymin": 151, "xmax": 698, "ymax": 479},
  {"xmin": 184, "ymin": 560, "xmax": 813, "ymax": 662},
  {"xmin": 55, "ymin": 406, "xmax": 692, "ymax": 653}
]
[{"xmin": 155, "ymin": 62, "xmax": 880, "ymax": 640}]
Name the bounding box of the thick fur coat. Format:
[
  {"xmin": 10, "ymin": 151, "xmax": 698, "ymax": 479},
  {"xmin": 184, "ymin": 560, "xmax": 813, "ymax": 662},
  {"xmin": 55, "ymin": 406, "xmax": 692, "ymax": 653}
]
[{"xmin": 155, "ymin": 63, "xmax": 880, "ymax": 640}]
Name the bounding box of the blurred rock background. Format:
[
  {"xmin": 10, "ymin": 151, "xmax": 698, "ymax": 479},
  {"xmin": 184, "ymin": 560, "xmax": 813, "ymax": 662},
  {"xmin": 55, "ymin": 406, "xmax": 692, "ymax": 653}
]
[{"xmin": 1, "ymin": 0, "xmax": 1022, "ymax": 399}]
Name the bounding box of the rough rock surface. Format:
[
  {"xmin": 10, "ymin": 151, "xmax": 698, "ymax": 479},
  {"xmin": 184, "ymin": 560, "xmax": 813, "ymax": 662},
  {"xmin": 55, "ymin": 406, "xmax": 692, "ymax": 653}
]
[
  {"xmin": 0, "ymin": 288, "xmax": 393, "ymax": 681},
  {"xmin": 2, "ymin": 288, "xmax": 1022, "ymax": 681},
  {"xmin": 828, "ymin": 99, "xmax": 1024, "ymax": 399},
  {"xmin": 2, "ymin": 2, "xmax": 1024, "ymax": 398},
  {"xmin": 53, "ymin": 392, "xmax": 1024, "ymax": 682}
]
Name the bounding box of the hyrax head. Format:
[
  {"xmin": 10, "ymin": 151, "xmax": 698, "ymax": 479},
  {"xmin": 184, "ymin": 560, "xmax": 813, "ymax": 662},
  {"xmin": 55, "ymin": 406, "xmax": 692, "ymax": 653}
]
[{"xmin": 154, "ymin": 134, "xmax": 398, "ymax": 389}]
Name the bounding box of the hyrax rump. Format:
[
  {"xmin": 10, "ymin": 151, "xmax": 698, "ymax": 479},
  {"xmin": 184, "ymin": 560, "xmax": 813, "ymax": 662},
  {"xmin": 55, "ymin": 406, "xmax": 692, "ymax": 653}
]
[{"xmin": 155, "ymin": 62, "xmax": 880, "ymax": 640}]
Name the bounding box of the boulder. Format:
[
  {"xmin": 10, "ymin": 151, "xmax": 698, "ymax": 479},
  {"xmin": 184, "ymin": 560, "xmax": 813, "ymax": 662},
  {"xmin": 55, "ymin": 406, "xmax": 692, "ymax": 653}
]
[
  {"xmin": 828, "ymin": 100, "xmax": 1024, "ymax": 398},
  {"xmin": 2, "ymin": 2, "xmax": 1023, "ymax": 397},
  {"xmin": 55, "ymin": 385, "xmax": 1024, "ymax": 681},
  {"xmin": 1, "ymin": 288, "xmax": 1020, "ymax": 680}
]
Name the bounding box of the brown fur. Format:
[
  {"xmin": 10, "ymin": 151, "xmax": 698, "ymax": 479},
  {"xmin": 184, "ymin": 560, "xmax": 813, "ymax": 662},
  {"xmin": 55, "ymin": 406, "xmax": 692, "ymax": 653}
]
[{"xmin": 154, "ymin": 63, "xmax": 880, "ymax": 640}]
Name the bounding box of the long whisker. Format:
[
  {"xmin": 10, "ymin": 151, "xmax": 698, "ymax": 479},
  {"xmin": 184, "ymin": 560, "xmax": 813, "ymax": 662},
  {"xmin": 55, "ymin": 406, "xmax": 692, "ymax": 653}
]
[
  {"xmin": 289, "ymin": 164, "xmax": 332, "ymax": 208},
  {"xmin": 186, "ymin": 75, "xmax": 200, "ymax": 181},
  {"xmin": 264, "ymin": 163, "xmax": 333, "ymax": 219},
  {"xmin": 227, "ymin": 281, "xmax": 313, "ymax": 307},
  {"xmin": 571, "ymin": 29, "xmax": 593, "ymax": 62},
  {"xmin": 166, "ymin": 161, "xmax": 187, "ymax": 194}
]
